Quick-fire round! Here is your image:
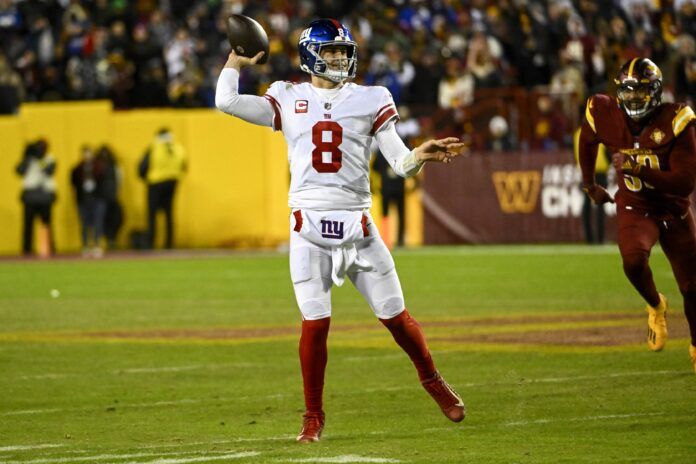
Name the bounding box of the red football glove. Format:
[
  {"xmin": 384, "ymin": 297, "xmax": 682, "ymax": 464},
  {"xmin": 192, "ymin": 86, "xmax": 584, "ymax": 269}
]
[
  {"xmin": 582, "ymin": 183, "xmax": 614, "ymax": 205},
  {"xmin": 611, "ymin": 152, "xmax": 642, "ymax": 176}
]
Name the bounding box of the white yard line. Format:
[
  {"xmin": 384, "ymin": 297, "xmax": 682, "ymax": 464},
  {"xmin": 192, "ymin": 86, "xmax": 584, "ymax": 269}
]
[
  {"xmin": 0, "ymin": 445, "xmax": 63, "ymax": 453},
  {"xmin": 502, "ymin": 412, "xmax": 665, "ymax": 427},
  {"xmin": 0, "ymin": 451, "xmax": 187, "ymax": 463},
  {"xmin": 365, "ymin": 369, "xmax": 683, "ymax": 393},
  {"xmin": 14, "ymin": 363, "xmax": 258, "ymax": 381},
  {"xmin": 109, "ymin": 452, "xmax": 259, "ymax": 464},
  {"xmin": 422, "ymin": 411, "xmax": 668, "ymax": 433},
  {"xmin": 0, "ymin": 451, "xmax": 259, "ymax": 464}
]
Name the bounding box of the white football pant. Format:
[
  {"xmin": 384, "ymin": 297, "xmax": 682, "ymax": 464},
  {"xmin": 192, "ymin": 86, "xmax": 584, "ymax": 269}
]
[{"xmin": 289, "ymin": 215, "xmax": 405, "ymax": 320}]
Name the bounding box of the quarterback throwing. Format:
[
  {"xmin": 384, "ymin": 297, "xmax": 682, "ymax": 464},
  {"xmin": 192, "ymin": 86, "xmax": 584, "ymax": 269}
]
[{"xmin": 215, "ymin": 19, "xmax": 466, "ymax": 442}]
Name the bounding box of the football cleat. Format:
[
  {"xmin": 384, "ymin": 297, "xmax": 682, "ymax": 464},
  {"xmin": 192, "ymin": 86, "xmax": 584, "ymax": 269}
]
[
  {"xmin": 421, "ymin": 371, "xmax": 466, "ymax": 422},
  {"xmin": 689, "ymin": 345, "xmax": 696, "ymax": 375},
  {"xmin": 646, "ymin": 293, "xmax": 668, "ymax": 351},
  {"xmin": 296, "ymin": 411, "xmax": 325, "ymax": 443}
]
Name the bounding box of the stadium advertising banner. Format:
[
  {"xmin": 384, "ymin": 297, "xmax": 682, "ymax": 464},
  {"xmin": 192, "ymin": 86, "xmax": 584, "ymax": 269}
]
[{"xmin": 422, "ymin": 151, "xmax": 619, "ymax": 244}]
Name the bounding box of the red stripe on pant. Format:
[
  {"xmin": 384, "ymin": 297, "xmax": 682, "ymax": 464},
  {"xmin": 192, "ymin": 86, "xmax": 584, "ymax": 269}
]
[{"xmin": 293, "ymin": 210, "xmax": 303, "ymax": 232}]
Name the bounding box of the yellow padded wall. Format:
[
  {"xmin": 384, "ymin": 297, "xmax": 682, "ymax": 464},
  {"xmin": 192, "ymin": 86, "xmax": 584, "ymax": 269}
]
[{"xmin": 0, "ymin": 102, "xmax": 289, "ymax": 255}]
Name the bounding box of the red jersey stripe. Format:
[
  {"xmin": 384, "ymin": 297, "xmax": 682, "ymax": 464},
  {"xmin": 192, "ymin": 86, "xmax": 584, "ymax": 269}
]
[
  {"xmin": 264, "ymin": 94, "xmax": 282, "ymax": 130},
  {"xmin": 370, "ymin": 108, "xmax": 398, "ymax": 135}
]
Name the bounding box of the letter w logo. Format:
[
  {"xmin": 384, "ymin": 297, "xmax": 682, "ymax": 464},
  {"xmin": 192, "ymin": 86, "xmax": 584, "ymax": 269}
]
[
  {"xmin": 320, "ymin": 220, "xmax": 344, "ymax": 239},
  {"xmin": 491, "ymin": 171, "xmax": 541, "ymax": 214}
]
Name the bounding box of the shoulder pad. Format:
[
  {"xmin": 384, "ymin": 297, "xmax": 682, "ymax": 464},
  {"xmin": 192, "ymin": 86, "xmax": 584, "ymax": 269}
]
[
  {"xmin": 585, "ymin": 94, "xmax": 614, "ymax": 133},
  {"xmin": 672, "ymin": 105, "xmax": 695, "ymax": 137}
]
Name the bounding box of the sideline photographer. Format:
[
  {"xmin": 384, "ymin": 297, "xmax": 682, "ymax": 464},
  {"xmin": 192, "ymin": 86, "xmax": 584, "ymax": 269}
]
[{"xmin": 15, "ymin": 139, "xmax": 57, "ymax": 256}]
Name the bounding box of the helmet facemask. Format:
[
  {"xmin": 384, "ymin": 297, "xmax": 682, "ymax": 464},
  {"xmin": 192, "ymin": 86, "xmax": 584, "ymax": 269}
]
[
  {"xmin": 302, "ymin": 41, "xmax": 357, "ymax": 83},
  {"xmin": 614, "ymin": 58, "xmax": 663, "ymax": 121},
  {"xmin": 617, "ymin": 79, "xmax": 660, "ymax": 120}
]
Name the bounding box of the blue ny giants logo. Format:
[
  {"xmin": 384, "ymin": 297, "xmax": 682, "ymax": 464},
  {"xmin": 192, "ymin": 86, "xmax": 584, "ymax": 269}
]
[{"xmin": 320, "ymin": 220, "xmax": 344, "ymax": 239}]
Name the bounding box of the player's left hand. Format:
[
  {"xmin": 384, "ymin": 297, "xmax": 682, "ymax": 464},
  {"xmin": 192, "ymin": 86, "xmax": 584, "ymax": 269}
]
[
  {"xmin": 414, "ymin": 137, "xmax": 467, "ymax": 164},
  {"xmin": 612, "ymin": 152, "xmax": 642, "ymax": 176}
]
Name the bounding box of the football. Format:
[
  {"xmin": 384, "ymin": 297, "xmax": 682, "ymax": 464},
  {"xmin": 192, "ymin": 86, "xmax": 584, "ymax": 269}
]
[{"xmin": 226, "ymin": 14, "xmax": 269, "ymax": 64}]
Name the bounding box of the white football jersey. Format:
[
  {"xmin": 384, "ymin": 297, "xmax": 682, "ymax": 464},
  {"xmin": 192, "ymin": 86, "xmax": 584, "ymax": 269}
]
[{"xmin": 264, "ymin": 81, "xmax": 398, "ymax": 210}]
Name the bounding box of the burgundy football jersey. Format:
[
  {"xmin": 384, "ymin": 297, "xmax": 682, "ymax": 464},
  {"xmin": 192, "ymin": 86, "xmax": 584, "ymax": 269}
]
[{"xmin": 585, "ymin": 94, "xmax": 696, "ymax": 214}]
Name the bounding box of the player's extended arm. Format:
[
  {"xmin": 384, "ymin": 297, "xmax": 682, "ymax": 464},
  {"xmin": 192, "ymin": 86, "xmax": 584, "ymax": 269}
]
[
  {"xmin": 616, "ymin": 125, "xmax": 696, "ymax": 197},
  {"xmin": 578, "ymin": 121, "xmax": 614, "ymax": 204},
  {"xmin": 373, "ymin": 123, "xmax": 422, "ymax": 177},
  {"xmin": 374, "ymin": 123, "xmax": 465, "ymax": 178},
  {"xmin": 215, "ymin": 51, "xmax": 274, "ymax": 126}
]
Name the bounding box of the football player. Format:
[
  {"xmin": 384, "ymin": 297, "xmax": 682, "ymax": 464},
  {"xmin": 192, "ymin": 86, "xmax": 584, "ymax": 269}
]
[
  {"xmin": 215, "ymin": 19, "xmax": 466, "ymax": 442},
  {"xmin": 578, "ymin": 57, "xmax": 696, "ymax": 373}
]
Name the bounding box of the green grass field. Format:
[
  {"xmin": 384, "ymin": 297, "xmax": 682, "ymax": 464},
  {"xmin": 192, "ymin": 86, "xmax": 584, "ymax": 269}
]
[{"xmin": 1, "ymin": 245, "xmax": 694, "ymax": 463}]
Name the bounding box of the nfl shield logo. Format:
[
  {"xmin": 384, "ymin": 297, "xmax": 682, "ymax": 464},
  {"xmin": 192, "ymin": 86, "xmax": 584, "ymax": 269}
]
[{"xmin": 324, "ymin": 102, "xmax": 332, "ymax": 110}]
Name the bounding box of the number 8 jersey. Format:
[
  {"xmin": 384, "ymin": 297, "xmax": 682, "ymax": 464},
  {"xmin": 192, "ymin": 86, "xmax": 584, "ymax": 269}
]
[{"xmin": 264, "ymin": 81, "xmax": 398, "ymax": 210}]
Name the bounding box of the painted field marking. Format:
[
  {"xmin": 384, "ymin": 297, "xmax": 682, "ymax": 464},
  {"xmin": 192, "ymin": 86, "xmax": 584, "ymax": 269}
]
[
  {"xmin": 2, "ymin": 369, "xmax": 683, "ymax": 418},
  {"xmin": 1, "ymin": 450, "xmax": 259, "ymax": 464},
  {"xmin": 364, "ymin": 369, "xmax": 684, "ymax": 394},
  {"xmin": 0, "ymin": 451, "xmax": 187, "ymax": 463},
  {"xmin": 278, "ymin": 457, "xmax": 400, "ymax": 463},
  {"xmin": 0, "ymin": 445, "xmax": 63, "ymax": 453},
  {"xmin": 398, "ymin": 244, "xmax": 620, "ymax": 256},
  {"xmin": 421, "ymin": 411, "xmax": 668, "ymax": 433},
  {"xmin": 14, "ymin": 362, "xmax": 261, "ymax": 382},
  {"xmin": 502, "ymin": 412, "xmax": 665, "ymax": 427},
  {"xmin": 106, "ymin": 452, "xmax": 260, "ymax": 464}
]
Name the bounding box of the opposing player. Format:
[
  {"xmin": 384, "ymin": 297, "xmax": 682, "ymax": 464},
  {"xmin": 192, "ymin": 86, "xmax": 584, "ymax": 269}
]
[
  {"xmin": 215, "ymin": 19, "xmax": 466, "ymax": 442},
  {"xmin": 578, "ymin": 57, "xmax": 696, "ymax": 373}
]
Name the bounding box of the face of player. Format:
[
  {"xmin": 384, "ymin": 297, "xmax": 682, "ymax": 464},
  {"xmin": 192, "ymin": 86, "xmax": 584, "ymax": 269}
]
[
  {"xmin": 320, "ymin": 45, "xmax": 349, "ymax": 72},
  {"xmin": 618, "ymin": 83, "xmax": 650, "ymax": 114}
]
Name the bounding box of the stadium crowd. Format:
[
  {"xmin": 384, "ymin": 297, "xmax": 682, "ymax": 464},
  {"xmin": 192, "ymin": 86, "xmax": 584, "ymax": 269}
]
[{"xmin": 0, "ymin": 0, "xmax": 694, "ymax": 149}]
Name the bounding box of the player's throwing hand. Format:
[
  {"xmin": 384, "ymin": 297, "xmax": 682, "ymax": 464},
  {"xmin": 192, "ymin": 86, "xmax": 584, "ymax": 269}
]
[{"xmin": 224, "ymin": 50, "xmax": 265, "ymax": 71}]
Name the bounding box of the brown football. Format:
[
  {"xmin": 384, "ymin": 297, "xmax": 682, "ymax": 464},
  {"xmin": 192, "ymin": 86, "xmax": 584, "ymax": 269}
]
[{"xmin": 226, "ymin": 14, "xmax": 269, "ymax": 64}]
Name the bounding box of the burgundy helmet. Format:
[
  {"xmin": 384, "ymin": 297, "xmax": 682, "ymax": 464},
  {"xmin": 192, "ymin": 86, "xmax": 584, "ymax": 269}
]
[{"xmin": 614, "ymin": 58, "xmax": 663, "ymax": 120}]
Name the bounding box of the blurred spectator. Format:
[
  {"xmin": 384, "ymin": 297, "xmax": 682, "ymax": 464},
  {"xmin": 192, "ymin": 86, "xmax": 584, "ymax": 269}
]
[
  {"xmin": 466, "ymin": 26, "xmax": 504, "ymax": 89},
  {"xmin": 384, "ymin": 41, "xmax": 415, "ymax": 100},
  {"xmin": 71, "ymin": 145, "xmax": 107, "ymax": 257},
  {"xmin": 365, "ymin": 53, "xmax": 402, "ymax": 104},
  {"xmin": 438, "ymin": 57, "xmax": 473, "ymax": 109},
  {"xmin": 16, "ymin": 139, "xmax": 56, "ymax": 257},
  {"xmin": 407, "ymin": 47, "xmax": 441, "ymax": 109},
  {"xmin": 139, "ymin": 128, "xmax": 187, "ymax": 249},
  {"xmin": 673, "ymin": 34, "xmax": 696, "ymax": 104},
  {"xmin": 675, "ymin": 0, "xmax": 696, "ymax": 38},
  {"xmin": 487, "ymin": 115, "xmax": 514, "ymax": 152},
  {"xmin": 550, "ymin": 46, "xmax": 586, "ymax": 117},
  {"xmin": 97, "ymin": 145, "xmax": 123, "ymax": 250},
  {"xmin": 165, "ymin": 27, "xmax": 195, "ymax": 78},
  {"xmin": 532, "ymin": 95, "xmax": 566, "ymax": 151},
  {"xmin": 0, "ymin": 52, "xmax": 23, "ymax": 113}
]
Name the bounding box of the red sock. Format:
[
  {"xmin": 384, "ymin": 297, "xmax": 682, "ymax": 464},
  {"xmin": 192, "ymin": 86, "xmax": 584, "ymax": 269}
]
[
  {"xmin": 380, "ymin": 309, "xmax": 436, "ymax": 381},
  {"xmin": 299, "ymin": 317, "xmax": 330, "ymax": 413}
]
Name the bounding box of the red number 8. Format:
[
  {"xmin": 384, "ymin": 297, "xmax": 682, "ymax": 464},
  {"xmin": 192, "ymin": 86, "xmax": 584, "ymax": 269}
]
[{"xmin": 311, "ymin": 121, "xmax": 343, "ymax": 173}]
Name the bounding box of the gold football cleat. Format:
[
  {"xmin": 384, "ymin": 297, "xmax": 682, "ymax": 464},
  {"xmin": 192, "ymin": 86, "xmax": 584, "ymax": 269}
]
[
  {"xmin": 646, "ymin": 293, "xmax": 668, "ymax": 351},
  {"xmin": 689, "ymin": 345, "xmax": 696, "ymax": 375}
]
